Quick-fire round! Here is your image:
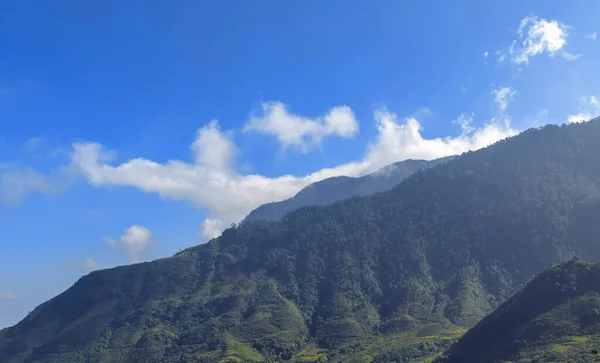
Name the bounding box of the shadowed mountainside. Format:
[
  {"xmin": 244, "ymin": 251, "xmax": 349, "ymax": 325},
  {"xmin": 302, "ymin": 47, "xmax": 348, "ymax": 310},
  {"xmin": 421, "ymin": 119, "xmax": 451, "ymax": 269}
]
[
  {"xmin": 243, "ymin": 158, "xmax": 451, "ymax": 222},
  {"xmin": 438, "ymin": 259, "xmax": 600, "ymax": 363}
]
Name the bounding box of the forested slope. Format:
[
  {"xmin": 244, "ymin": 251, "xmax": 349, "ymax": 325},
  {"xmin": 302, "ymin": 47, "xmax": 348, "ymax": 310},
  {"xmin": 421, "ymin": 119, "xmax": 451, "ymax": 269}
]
[
  {"xmin": 438, "ymin": 259, "xmax": 600, "ymax": 363},
  {"xmin": 243, "ymin": 158, "xmax": 448, "ymax": 222},
  {"xmin": 2, "ymin": 119, "xmax": 600, "ymax": 362}
]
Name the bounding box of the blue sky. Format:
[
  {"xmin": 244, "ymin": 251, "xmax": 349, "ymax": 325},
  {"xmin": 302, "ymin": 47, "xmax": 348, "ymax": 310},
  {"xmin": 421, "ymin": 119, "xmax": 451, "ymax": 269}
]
[{"xmin": 1, "ymin": 0, "xmax": 599, "ymax": 328}]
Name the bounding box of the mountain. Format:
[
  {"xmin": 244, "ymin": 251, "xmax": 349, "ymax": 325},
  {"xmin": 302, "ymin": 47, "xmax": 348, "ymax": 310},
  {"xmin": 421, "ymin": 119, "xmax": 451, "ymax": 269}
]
[
  {"xmin": 243, "ymin": 158, "xmax": 450, "ymax": 222},
  {"xmin": 2, "ymin": 118, "xmax": 600, "ymax": 362},
  {"xmin": 438, "ymin": 259, "xmax": 600, "ymax": 363}
]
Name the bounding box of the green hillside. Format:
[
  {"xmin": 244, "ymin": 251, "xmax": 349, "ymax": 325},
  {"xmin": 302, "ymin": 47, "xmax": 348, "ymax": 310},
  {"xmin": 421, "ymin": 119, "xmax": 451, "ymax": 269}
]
[
  {"xmin": 2, "ymin": 118, "xmax": 600, "ymax": 362},
  {"xmin": 438, "ymin": 259, "xmax": 600, "ymax": 363}
]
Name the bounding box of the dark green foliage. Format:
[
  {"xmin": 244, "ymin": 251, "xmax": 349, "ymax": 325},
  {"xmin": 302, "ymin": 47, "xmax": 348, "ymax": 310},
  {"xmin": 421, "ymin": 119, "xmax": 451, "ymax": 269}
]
[
  {"xmin": 3, "ymin": 119, "xmax": 600, "ymax": 362},
  {"xmin": 438, "ymin": 259, "xmax": 600, "ymax": 363},
  {"xmin": 244, "ymin": 158, "xmax": 451, "ymax": 222}
]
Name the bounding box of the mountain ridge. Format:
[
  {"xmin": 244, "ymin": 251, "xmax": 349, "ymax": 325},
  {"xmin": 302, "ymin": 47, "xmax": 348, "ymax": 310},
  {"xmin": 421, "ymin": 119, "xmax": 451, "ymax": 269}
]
[
  {"xmin": 243, "ymin": 157, "xmax": 452, "ymax": 222},
  {"xmin": 3, "ymin": 118, "xmax": 600, "ymax": 362}
]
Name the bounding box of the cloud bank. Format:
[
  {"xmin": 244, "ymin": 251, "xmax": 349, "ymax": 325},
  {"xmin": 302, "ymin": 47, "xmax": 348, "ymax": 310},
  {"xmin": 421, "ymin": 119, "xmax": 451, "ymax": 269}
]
[{"xmin": 71, "ymin": 104, "xmax": 517, "ymax": 240}]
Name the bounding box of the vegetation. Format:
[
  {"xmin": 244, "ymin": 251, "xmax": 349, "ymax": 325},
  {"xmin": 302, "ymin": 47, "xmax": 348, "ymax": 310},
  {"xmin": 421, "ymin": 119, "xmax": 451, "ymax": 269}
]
[
  {"xmin": 243, "ymin": 158, "xmax": 450, "ymax": 222},
  {"xmin": 2, "ymin": 118, "xmax": 600, "ymax": 362},
  {"xmin": 438, "ymin": 259, "xmax": 600, "ymax": 363}
]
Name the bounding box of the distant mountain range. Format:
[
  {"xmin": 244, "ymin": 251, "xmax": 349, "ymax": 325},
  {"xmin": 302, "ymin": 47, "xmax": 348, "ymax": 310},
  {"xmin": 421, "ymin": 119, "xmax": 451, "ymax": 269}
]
[
  {"xmin": 3, "ymin": 118, "xmax": 600, "ymax": 362},
  {"xmin": 244, "ymin": 157, "xmax": 452, "ymax": 222}
]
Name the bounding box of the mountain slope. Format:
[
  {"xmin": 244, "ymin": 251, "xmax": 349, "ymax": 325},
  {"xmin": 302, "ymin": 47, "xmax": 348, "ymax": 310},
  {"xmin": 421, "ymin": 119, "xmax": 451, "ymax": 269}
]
[
  {"xmin": 243, "ymin": 158, "xmax": 449, "ymax": 222},
  {"xmin": 3, "ymin": 119, "xmax": 600, "ymax": 362},
  {"xmin": 438, "ymin": 259, "xmax": 600, "ymax": 363}
]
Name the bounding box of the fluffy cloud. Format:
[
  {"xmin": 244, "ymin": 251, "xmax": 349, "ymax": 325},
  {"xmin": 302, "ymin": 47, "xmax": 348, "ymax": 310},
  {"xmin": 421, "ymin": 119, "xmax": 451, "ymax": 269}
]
[
  {"xmin": 72, "ymin": 104, "xmax": 517, "ymax": 240},
  {"xmin": 511, "ymin": 16, "xmax": 572, "ymax": 64},
  {"xmin": 0, "ymin": 292, "xmax": 16, "ymax": 300},
  {"xmin": 493, "ymin": 87, "xmax": 518, "ymax": 112},
  {"xmin": 0, "ymin": 164, "xmax": 76, "ymax": 205},
  {"xmin": 192, "ymin": 120, "xmax": 237, "ymax": 169},
  {"xmin": 244, "ymin": 101, "xmax": 359, "ymax": 153},
  {"xmin": 105, "ymin": 225, "xmax": 154, "ymax": 263},
  {"xmin": 568, "ymin": 96, "xmax": 600, "ymax": 123},
  {"xmin": 483, "ymin": 51, "xmax": 489, "ymax": 62},
  {"xmin": 200, "ymin": 219, "xmax": 224, "ymax": 240}
]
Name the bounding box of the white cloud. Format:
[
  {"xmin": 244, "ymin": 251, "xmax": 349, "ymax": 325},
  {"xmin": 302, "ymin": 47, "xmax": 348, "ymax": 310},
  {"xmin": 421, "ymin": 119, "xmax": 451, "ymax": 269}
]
[
  {"xmin": 568, "ymin": 96, "xmax": 600, "ymax": 123},
  {"xmin": 568, "ymin": 112, "xmax": 592, "ymax": 124},
  {"xmin": 483, "ymin": 51, "xmax": 489, "ymax": 62},
  {"xmin": 454, "ymin": 113, "xmax": 475, "ymax": 134},
  {"xmin": 586, "ymin": 32, "xmax": 597, "ymax": 40},
  {"xmin": 362, "ymin": 110, "xmax": 515, "ymax": 166},
  {"xmin": 0, "ymin": 165, "xmax": 77, "ymax": 205},
  {"xmin": 201, "ymin": 218, "xmax": 224, "ymax": 240},
  {"xmin": 511, "ymin": 16, "xmax": 570, "ymax": 64},
  {"xmin": 562, "ymin": 51, "xmax": 582, "ymax": 61},
  {"xmin": 105, "ymin": 225, "xmax": 154, "ymax": 263},
  {"xmin": 492, "ymin": 87, "xmax": 518, "ymax": 112},
  {"xmin": 71, "ymin": 104, "xmax": 517, "ymax": 240},
  {"xmin": 192, "ymin": 120, "xmax": 236, "ymax": 169},
  {"xmin": 0, "ymin": 292, "xmax": 16, "ymax": 300},
  {"xmin": 244, "ymin": 101, "xmax": 359, "ymax": 153}
]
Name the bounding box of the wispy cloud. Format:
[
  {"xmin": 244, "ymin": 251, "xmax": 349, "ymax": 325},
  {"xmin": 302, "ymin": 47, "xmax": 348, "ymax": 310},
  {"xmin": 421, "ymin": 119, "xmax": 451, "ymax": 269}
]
[
  {"xmin": 586, "ymin": 32, "xmax": 597, "ymax": 40},
  {"xmin": 0, "ymin": 164, "xmax": 78, "ymax": 205},
  {"xmin": 496, "ymin": 51, "xmax": 506, "ymax": 63},
  {"xmin": 562, "ymin": 51, "xmax": 582, "ymax": 61},
  {"xmin": 0, "ymin": 136, "xmax": 79, "ymax": 205},
  {"xmin": 22, "ymin": 137, "xmax": 68, "ymax": 159},
  {"xmin": 83, "ymin": 258, "xmax": 101, "ymax": 272},
  {"xmin": 510, "ymin": 16, "xmax": 573, "ymax": 64},
  {"xmin": 23, "ymin": 137, "xmax": 46, "ymax": 152},
  {"xmin": 523, "ymin": 109, "xmax": 550, "ymax": 128},
  {"xmin": 66, "ymin": 257, "xmax": 101, "ymax": 273},
  {"xmin": 0, "ymin": 292, "xmax": 16, "ymax": 301},
  {"xmin": 568, "ymin": 96, "xmax": 600, "ymax": 123},
  {"xmin": 492, "ymin": 86, "xmax": 518, "ymax": 112}
]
